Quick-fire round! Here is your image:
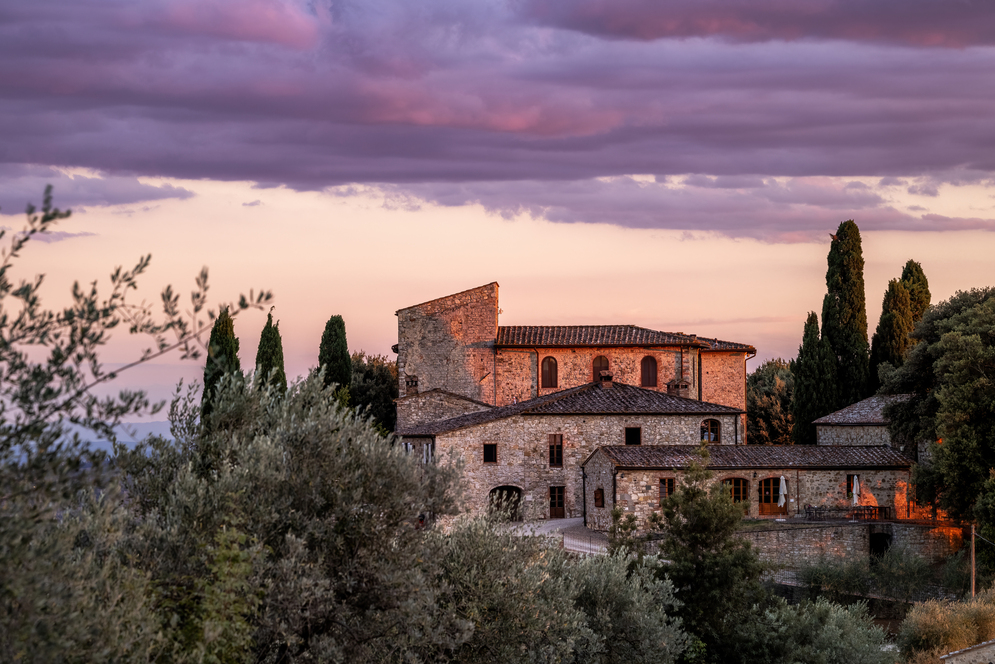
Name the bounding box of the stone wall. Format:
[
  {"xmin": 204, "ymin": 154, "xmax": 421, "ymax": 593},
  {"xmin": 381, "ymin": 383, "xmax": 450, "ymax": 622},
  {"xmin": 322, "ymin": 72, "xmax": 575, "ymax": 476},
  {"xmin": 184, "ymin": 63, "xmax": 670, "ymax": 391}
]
[
  {"xmin": 700, "ymin": 352, "xmax": 746, "ymax": 410},
  {"xmin": 395, "ymin": 283, "xmax": 498, "ymax": 421},
  {"xmin": 496, "ymin": 347, "xmax": 686, "ymax": 406},
  {"xmin": 817, "ymin": 424, "xmax": 893, "ymax": 446},
  {"xmin": 436, "ymin": 410, "xmax": 741, "ymax": 517},
  {"xmin": 584, "ymin": 451, "xmax": 616, "ymax": 531},
  {"xmin": 741, "ymin": 522, "xmax": 966, "ymax": 567},
  {"xmin": 596, "ymin": 466, "xmax": 911, "ymax": 529},
  {"xmin": 395, "ymin": 389, "xmax": 492, "ymax": 429},
  {"xmin": 942, "ymin": 639, "xmax": 995, "ymax": 663}
]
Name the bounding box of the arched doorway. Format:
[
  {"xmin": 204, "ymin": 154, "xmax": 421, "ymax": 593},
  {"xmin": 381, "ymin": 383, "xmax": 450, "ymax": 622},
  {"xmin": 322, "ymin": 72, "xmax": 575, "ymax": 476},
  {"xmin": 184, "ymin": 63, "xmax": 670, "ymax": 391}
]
[
  {"xmin": 489, "ymin": 485, "xmax": 523, "ymax": 521},
  {"xmin": 759, "ymin": 477, "xmax": 789, "ymax": 516}
]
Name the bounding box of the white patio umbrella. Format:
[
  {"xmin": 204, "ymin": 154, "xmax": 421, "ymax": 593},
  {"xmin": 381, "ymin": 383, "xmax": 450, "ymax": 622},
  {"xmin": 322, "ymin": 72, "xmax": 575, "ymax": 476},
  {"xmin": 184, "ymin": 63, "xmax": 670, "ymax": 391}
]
[
  {"xmin": 852, "ymin": 475, "xmax": 860, "ymax": 506},
  {"xmin": 778, "ymin": 475, "xmax": 787, "ymax": 508}
]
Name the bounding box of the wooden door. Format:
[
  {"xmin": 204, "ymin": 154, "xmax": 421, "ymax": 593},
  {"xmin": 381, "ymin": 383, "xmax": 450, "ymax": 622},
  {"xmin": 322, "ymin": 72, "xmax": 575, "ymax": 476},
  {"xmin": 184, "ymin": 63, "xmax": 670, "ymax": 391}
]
[
  {"xmin": 550, "ymin": 486, "xmax": 565, "ymax": 519},
  {"xmin": 759, "ymin": 478, "xmax": 788, "ymax": 516}
]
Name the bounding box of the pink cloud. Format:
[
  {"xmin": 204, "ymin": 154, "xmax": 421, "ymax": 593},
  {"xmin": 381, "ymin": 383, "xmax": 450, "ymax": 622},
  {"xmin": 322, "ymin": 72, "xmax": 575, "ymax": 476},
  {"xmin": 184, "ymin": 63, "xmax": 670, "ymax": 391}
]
[{"xmin": 143, "ymin": 0, "xmax": 319, "ymax": 48}]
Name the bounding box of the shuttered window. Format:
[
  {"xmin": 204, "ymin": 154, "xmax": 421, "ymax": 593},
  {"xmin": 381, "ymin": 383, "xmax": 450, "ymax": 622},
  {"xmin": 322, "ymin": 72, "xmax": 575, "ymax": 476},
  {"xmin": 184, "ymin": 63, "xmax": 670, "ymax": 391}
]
[{"xmin": 549, "ymin": 434, "xmax": 563, "ymax": 467}]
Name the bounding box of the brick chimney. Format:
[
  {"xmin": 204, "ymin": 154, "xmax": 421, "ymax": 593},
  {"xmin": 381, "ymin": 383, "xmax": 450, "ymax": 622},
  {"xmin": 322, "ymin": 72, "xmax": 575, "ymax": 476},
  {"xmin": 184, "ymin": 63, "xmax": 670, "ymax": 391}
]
[
  {"xmin": 599, "ymin": 370, "xmax": 613, "ymax": 389},
  {"xmin": 667, "ymin": 378, "xmax": 690, "ymax": 399}
]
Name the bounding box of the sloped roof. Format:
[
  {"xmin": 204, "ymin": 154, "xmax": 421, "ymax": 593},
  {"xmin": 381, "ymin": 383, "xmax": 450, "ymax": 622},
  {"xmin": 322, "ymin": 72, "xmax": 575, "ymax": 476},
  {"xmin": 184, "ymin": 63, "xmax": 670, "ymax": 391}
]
[
  {"xmin": 497, "ymin": 325, "xmax": 702, "ymax": 348},
  {"xmin": 397, "ymin": 382, "xmax": 742, "ymax": 436},
  {"xmin": 697, "ymin": 336, "xmax": 757, "ymax": 353},
  {"xmin": 585, "ymin": 445, "xmax": 911, "ymax": 470},
  {"xmin": 812, "ymin": 395, "xmax": 910, "ymax": 426},
  {"xmin": 393, "ymin": 388, "xmax": 493, "ymax": 408}
]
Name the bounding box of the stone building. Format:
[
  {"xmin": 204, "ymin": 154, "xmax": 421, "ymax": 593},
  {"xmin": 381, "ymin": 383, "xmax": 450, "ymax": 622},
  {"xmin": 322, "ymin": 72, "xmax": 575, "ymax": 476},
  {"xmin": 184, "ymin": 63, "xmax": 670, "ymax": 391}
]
[
  {"xmin": 393, "ymin": 282, "xmax": 755, "ymax": 432},
  {"xmin": 399, "ymin": 379, "xmax": 743, "ymax": 518},
  {"xmin": 393, "ymin": 282, "xmax": 756, "ymax": 517},
  {"xmin": 813, "ymin": 395, "xmax": 908, "ymax": 449},
  {"xmin": 581, "ymin": 444, "xmax": 913, "ymax": 531}
]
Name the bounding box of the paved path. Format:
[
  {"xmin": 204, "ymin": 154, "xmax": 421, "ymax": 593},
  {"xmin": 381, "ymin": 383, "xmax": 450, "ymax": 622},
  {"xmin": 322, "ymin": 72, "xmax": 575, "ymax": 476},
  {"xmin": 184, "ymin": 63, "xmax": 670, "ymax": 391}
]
[{"xmin": 508, "ymin": 518, "xmax": 609, "ymax": 554}]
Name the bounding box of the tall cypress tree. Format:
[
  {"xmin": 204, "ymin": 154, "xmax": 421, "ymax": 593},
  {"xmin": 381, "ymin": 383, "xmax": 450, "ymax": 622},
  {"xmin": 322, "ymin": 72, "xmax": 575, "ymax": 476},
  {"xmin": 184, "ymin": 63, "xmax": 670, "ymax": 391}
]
[
  {"xmin": 255, "ymin": 311, "xmax": 287, "ymax": 394},
  {"xmin": 869, "ymin": 279, "xmax": 914, "ymax": 393},
  {"xmin": 821, "ymin": 220, "xmax": 870, "ymax": 408},
  {"xmin": 202, "ymin": 307, "xmax": 241, "ymax": 417},
  {"xmin": 318, "ymin": 315, "xmax": 350, "ymax": 389},
  {"xmin": 900, "ymin": 259, "xmax": 931, "ymax": 324},
  {"xmin": 792, "ymin": 312, "xmax": 838, "ymax": 445}
]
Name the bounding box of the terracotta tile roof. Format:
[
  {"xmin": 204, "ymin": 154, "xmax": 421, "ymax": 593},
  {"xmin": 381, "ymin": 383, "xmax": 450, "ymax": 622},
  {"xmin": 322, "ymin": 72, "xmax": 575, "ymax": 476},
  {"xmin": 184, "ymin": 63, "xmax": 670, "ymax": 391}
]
[
  {"xmin": 697, "ymin": 336, "xmax": 757, "ymax": 353},
  {"xmin": 812, "ymin": 395, "xmax": 911, "ymax": 426},
  {"xmin": 497, "ymin": 325, "xmax": 703, "ymax": 348},
  {"xmin": 397, "ymin": 382, "xmax": 741, "ymax": 436},
  {"xmin": 393, "ymin": 388, "xmax": 493, "ymax": 408},
  {"xmin": 586, "ymin": 445, "xmax": 911, "ymax": 470}
]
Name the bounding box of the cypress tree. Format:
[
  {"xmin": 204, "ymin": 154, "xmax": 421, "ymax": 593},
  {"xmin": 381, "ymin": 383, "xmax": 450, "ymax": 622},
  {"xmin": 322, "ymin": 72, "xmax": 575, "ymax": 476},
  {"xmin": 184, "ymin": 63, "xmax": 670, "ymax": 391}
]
[
  {"xmin": 318, "ymin": 315, "xmax": 351, "ymax": 389},
  {"xmin": 900, "ymin": 259, "xmax": 931, "ymax": 324},
  {"xmin": 255, "ymin": 312, "xmax": 287, "ymax": 394},
  {"xmin": 869, "ymin": 279, "xmax": 914, "ymax": 393},
  {"xmin": 821, "ymin": 220, "xmax": 870, "ymax": 408},
  {"xmin": 792, "ymin": 312, "xmax": 838, "ymax": 445},
  {"xmin": 202, "ymin": 307, "xmax": 241, "ymax": 417}
]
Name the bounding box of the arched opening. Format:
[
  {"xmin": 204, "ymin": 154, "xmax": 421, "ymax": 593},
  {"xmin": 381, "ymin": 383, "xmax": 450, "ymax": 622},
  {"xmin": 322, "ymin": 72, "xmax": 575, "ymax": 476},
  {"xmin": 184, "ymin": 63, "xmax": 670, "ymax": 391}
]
[
  {"xmin": 489, "ymin": 485, "xmax": 523, "ymax": 521},
  {"xmin": 641, "ymin": 356, "xmax": 658, "ymax": 387},
  {"xmin": 759, "ymin": 477, "xmax": 789, "ymax": 516},
  {"xmin": 592, "ymin": 356, "xmax": 609, "ymax": 382},
  {"xmin": 701, "ymin": 419, "xmax": 720, "ymax": 443},
  {"xmin": 541, "ymin": 356, "xmax": 558, "ymax": 388}
]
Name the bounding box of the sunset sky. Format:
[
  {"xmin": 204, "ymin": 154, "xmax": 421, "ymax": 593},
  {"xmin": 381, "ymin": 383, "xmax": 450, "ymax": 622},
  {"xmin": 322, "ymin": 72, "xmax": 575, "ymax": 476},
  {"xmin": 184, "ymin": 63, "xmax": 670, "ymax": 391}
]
[{"xmin": 3, "ymin": 0, "xmax": 995, "ymax": 418}]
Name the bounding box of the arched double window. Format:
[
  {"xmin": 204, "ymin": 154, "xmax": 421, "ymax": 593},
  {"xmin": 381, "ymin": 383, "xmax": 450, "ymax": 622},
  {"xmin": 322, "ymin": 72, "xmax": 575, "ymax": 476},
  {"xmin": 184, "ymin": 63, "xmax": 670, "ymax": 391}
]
[
  {"xmin": 701, "ymin": 419, "xmax": 720, "ymax": 443},
  {"xmin": 641, "ymin": 356, "xmax": 658, "ymax": 387},
  {"xmin": 592, "ymin": 355, "xmax": 609, "ymax": 382},
  {"xmin": 541, "ymin": 356, "xmax": 558, "ymax": 388},
  {"xmin": 722, "ymin": 478, "xmax": 749, "ymax": 503}
]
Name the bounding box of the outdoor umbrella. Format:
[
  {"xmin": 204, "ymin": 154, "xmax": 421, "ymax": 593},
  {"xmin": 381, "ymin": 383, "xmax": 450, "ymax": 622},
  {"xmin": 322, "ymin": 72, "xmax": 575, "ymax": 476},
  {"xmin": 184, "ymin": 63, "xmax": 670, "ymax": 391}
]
[
  {"xmin": 852, "ymin": 475, "xmax": 860, "ymax": 506},
  {"xmin": 778, "ymin": 475, "xmax": 787, "ymax": 508}
]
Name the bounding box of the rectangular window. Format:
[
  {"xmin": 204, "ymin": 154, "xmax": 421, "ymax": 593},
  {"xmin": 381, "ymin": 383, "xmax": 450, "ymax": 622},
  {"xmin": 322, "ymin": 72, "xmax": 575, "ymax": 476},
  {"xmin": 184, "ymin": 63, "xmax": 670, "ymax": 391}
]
[
  {"xmin": 483, "ymin": 443, "xmax": 497, "ymax": 464},
  {"xmin": 548, "ymin": 434, "xmax": 563, "ymax": 467},
  {"xmin": 847, "ymin": 474, "xmax": 859, "ymax": 497},
  {"xmin": 660, "ymin": 478, "xmax": 675, "ymax": 504},
  {"xmin": 594, "ymin": 487, "xmax": 605, "ymax": 508},
  {"xmin": 625, "ymin": 427, "xmax": 642, "ymax": 446},
  {"xmin": 550, "ymin": 486, "xmax": 565, "ymax": 518},
  {"xmin": 422, "ymin": 441, "xmax": 434, "ymax": 464}
]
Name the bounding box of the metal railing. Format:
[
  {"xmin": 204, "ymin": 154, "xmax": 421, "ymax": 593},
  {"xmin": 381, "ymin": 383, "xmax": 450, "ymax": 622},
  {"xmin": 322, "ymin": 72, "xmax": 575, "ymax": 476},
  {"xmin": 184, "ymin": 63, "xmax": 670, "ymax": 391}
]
[{"xmin": 804, "ymin": 505, "xmax": 893, "ymax": 521}]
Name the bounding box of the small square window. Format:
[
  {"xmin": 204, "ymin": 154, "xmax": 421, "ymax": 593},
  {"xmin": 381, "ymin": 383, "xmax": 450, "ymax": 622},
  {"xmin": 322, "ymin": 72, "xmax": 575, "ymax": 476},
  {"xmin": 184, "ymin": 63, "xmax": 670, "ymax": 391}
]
[
  {"xmin": 625, "ymin": 427, "xmax": 641, "ymax": 446},
  {"xmin": 483, "ymin": 443, "xmax": 497, "ymax": 463},
  {"xmin": 594, "ymin": 488, "xmax": 605, "ymax": 508}
]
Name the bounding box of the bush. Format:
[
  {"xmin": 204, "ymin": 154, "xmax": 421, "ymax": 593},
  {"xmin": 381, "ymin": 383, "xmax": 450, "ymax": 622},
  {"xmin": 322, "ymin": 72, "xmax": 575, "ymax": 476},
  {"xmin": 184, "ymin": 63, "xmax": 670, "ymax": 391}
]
[{"xmin": 898, "ymin": 591, "xmax": 995, "ymax": 658}]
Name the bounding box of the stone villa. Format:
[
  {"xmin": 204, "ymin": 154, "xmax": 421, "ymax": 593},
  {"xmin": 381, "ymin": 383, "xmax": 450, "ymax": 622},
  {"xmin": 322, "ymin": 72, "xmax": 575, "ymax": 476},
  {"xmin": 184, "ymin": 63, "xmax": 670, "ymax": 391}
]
[{"xmin": 392, "ymin": 283, "xmax": 952, "ymax": 560}]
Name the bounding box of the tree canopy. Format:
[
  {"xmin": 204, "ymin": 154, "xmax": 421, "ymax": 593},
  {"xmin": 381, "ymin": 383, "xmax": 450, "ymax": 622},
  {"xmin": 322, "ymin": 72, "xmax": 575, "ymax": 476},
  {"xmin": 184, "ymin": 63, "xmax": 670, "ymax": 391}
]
[
  {"xmin": 201, "ymin": 306, "xmax": 241, "ymax": 418},
  {"xmin": 883, "ymin": 288, "xmax": 995, "ymax": 526},
  {"xmin": 821, "ymin": 220, "xmax": 870, "ymax": 407},
  {"xmin": 791, "ymin": 312, "xmax": 838, "ymax": 445},
  {"xmin": 255, "ymin": 311, "xmax": 287, "ymax": 394},
  {"xmin": 901, "ymin": 259, "xmax": 931, "ymax": 323},
  {"xmin": 350, "ymin": 351, "xmax": 398, "ymax": 433},
  {"xmin": 746, "ymin": 358, "xmax": 794, "ymax": 445},
  {"xmin": 869, "ymin": 279, "xmax": 914, "ymax": 393},
  {"xmin": 318, "ymin": 314, "xmax": 350, "ymax": 390}
]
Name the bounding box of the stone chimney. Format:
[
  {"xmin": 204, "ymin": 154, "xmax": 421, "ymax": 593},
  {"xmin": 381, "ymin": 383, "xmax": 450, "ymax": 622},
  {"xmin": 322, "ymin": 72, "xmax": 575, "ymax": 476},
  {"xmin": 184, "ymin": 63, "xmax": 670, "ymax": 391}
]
[
  {"xmin": 405, "ymin": 375, "xmax": 419, "ymax": 396},
  {"xmin": 599, "ymin": 370, "xmax": 613, "ymax": 389},
  {"xmin": 667, "ymin": 378, "xmax": 690, "ymax": 399}
]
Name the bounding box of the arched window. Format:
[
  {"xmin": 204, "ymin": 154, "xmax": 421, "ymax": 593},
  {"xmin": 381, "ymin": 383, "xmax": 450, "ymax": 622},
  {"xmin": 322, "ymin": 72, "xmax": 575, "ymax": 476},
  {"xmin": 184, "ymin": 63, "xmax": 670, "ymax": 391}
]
[
  {"xmin": 701, "ymin": 419, "xmax": 720, "ymax": 443},
  {"xmin": 641, "ymin": 356, "xmax": 658, "ymax": 387},
  {"xmin": 541, "ymin": 356, "xmax": 558, "ymax": 388},
  {"xmin": 759, "ymin": 477, "xmax": 789, "ymax": 516},
  {"xmin": 592, "ymin": 356, "xmax": 609, "ymax": 382},
  {"xmin": 722, "ymin": 478, "xmax": 749, "ymax": 503}
]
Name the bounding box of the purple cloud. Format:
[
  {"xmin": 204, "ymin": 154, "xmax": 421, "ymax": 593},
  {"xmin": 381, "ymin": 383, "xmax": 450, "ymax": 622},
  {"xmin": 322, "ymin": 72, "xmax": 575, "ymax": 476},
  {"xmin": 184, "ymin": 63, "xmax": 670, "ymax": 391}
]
[
  {"xmin": 1, "ymin": 0, "xmax": 995, "ymax": 239},
  {"xmin": 520, "ymin": 0, "xmax": 995, "ymax": 47},
  {"xmin": 0, "ymin": 165, "xmax": 194, "ymax": 215}
]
